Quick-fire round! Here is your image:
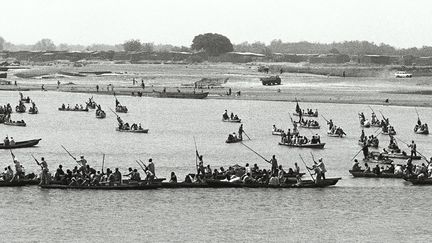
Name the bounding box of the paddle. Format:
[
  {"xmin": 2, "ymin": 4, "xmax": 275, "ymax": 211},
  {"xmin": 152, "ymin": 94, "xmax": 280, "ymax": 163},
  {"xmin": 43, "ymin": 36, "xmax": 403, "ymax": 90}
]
[
  {"xmin": 239, "ymin": 142, "xmax": 270, "ymax": 164},
  {"xmin": 310, "ymin": 152, "xmax": 316, "ymax": 163},
  {"xmin": 299, "ymin": 154, "xmax": 315, "ymax": 183}
]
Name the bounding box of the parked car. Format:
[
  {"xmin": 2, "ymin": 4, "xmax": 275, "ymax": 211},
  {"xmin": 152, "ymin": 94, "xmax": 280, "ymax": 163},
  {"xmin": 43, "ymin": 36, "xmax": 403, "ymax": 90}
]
[{"xmin": 395, "ymin": 71, "xmax": 412, "ymax": 78}]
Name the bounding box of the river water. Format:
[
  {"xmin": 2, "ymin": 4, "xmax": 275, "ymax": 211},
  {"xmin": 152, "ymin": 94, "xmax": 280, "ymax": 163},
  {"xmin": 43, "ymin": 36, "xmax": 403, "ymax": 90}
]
[{"xmin": 1, "ymin": 90, "xmax": 431, "ymax": 242}]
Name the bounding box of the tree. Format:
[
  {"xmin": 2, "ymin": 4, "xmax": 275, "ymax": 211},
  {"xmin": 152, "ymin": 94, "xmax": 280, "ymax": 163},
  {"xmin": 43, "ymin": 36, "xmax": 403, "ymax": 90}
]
[
  {"xmin": 33, "ymin": 38, "xmax": 56, "ymax": 51},
  {"xmin": 123, "ymin": 39, "xmax": 142, "ymax": 52},
  {"xmin": 191, "ymin": 33, "xmax": 233, "ymax": 56},
  {"xmin": 329, "ymin": 48, "xmax": 340, "ymax": 54},
  {"xmin": 0, "ymin": 36, "xmax": 4, "ymax": 51},
  {"xmin": 141, "ymin": 42, "xmax": 154, "ymax": 52}
]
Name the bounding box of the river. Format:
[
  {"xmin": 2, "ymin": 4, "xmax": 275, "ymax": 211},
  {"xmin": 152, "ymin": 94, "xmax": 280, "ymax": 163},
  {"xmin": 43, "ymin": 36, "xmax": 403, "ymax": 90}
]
[{"xmin": 0, "ymin": 90, "xmax": 431, "ymax": 242}]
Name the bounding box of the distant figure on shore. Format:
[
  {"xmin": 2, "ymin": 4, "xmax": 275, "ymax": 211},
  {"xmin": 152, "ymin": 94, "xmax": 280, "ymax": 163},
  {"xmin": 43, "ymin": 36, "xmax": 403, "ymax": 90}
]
[
  {"xmin": 343, "ymin": 71, "xmax": 346, "ymax": 78},
  {"xmin": 236, "ymin": 91, "xmax": 241, "ymax": 96},
  {"xmin": 227, "ymin": 88, "xmax": 232, "ymax": 96},
  {"xmin": 385, "ymin": 98, "xmax": 389, "ymax": 103},
  {"xmin": 57, "ymin": 80, "xmax": 60, "ymax": 89},
  {"xmin": 132, "ymin": 78, "xmax": 136, "ymax": 85},
  {"xmin": 41, "ymin": 84, "xmax": 46, "ymax": 91},
  {"xmin": 141, "ymin": 80, "xmax": 145, "ymax": 90},
  {"xmin": 96, "ymin": 85, "xmax": 99, "ymax": 92},
  {"xmin": 14, "ymin": 81, "xmax": 17, "ymax": 86}
]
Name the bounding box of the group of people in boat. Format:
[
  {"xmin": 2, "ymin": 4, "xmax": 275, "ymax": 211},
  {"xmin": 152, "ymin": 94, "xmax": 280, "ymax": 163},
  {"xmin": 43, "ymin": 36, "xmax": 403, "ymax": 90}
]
[
  {"xmin": 187, "ymin": 152, "xmax": 315, "ymax": 185},
  {"xmin": 296, "ymin": 108, "xmax": 318, "ymax": 117},
  {"xmin": 298, "ymin": 118, "xmax": 319, "ymax": 128},
  {"xmin": 0, "ymin": 103, "xmax": 12, "ymax": 114},
  {"xmin": 0, "ymin": 153, "xmax": 158, "ymax": 186},
  {"xmin": 2, "ymin": 136, "xmax": 17, "ymax": 146},
  {"xmin": 414, "ymin": 118, "xmax": 429, "ymax": 133},
  {"xmin": 280, "ymin": 133, "xmax": 321, "ymax": 145},
  {"xmin": 227, "ymin": 124, "xmax": 244, "ymax": 142},
  {"xmin": 19, "ymin": 92, "xmax": 31, "ymax": 103},
  {"xmin": 352, "ymin": 158, "xmax": 432, "ymax": 179},
  {"xmin": 222, "ymin": 110, "xmax": 240, "ymax": 121},
  {"xmin": 60, "ymin": 103, "xmax": 89, "ymax": 111},
  {"xmin": 327, "ymin": 119, "xmax": 346, "ymax": 136},
  {"xmin": 3, "ymin": 113, "xmax": 25, "ymax": 125},
  {"xmin": 116, "ymin": 116, "xmax": 144, "ymax": 131},
  {"xmin": 359, "ymin": 130, "xmax": 379, "ymax": 147},
  {"xmin": 95, "ymin": 104, "xmax": 105, "ymax": 117}
]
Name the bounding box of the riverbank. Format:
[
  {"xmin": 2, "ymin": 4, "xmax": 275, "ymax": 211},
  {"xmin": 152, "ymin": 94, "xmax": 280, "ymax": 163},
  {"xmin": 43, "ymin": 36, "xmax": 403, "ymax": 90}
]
[{"xmin": 1, "ymin": 62, "xmax": 431, "ymax": 108}]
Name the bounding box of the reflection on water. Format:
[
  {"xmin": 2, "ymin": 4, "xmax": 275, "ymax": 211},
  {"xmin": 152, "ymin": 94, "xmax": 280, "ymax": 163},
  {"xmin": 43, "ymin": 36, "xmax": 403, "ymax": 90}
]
[{"xmin": 0, "ymin": 90, "xmax": 431, "ymax": 241}]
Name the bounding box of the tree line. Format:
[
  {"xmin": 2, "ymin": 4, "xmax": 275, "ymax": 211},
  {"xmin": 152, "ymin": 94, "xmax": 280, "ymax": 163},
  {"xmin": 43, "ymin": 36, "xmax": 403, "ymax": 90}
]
[{"xmin": 1, "ymin": 34, "xmax": 432, "ymax": 57}]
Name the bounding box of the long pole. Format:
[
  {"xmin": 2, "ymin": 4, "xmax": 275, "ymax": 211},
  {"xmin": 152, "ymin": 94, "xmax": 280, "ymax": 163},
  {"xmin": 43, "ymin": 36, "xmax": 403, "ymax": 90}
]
[
  {"xmin": 101, "ymin": 154, "xmax": 105, "ymax": 172},
  {"xmin": 299, "ymin": 154, "xmax": 315, "ymax": 183},
  {"xmin": 415, "ymin": 107, "xmax": 420, "ymax": 122},
  {"xmin": 394, "ymin": 136, "xmax": 429, "ymax": 163},
  {"xmin": 136, "ymin": 160, "xmax": 146, "ymax": 173},
  {"xmin": 109, "ymin": 107, "xmax": 119, "ymax": 117},
  {"xmin": 60, "ymin": 145, "xmax": 80, "ymax": 165},
  {"xmin": 31, "ymin": 154, "xmax": 42, "ymax": 168},
  {"xmin": 321, "ymin": 114, "xmax": 329, "ymax": 123},
  {"xmin": 243, "ymin": 131, "xmax": 251, "ymax": 140},
  {"xmin": 193, "ymin": 136, "xmax": 199, "ymax": 173},
  {"xmin": 239, "ymin": 142, "xmax": 270, "ymax": 164}
]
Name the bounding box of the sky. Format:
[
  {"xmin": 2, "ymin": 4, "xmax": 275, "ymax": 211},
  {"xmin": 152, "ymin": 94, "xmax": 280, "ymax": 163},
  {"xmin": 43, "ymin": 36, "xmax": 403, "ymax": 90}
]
[{"xmin": 1, "ymin": 0, "xmax": 431, "ymax": 48}]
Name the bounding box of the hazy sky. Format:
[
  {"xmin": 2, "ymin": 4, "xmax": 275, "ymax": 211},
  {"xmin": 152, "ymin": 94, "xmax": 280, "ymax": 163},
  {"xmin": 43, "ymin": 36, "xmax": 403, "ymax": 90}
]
[{"xmin": 1, "ymin": 0, "xmax": 431, "ymax": 48}]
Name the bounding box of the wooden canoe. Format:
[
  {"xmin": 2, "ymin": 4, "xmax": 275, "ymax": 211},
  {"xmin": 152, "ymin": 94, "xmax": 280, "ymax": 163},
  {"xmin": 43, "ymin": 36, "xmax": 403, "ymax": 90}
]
[
  {"xmin": 349, "ymin": 170, "xmax": 403, "ymax": 178},
  {"xmin": 226, "ymin": 137, "xmax": 243, "ymax": 143},
  {"xmin": 4, "ymin": 121, "xmax": 26, "ymax": 127},
  {"xmin": 222, "ymin": 118, "xmax": 241, "ymax": 123},
  {"xmin": 58, "ymin": 107, "xmax": 89, "ymax": 112},
  {"xmin": 404, "ymin": 178, "xmax": 432, "ymax": 185},
  {"xmin": 0, "ymin": 180, "xmax": 37, "ymax": 187},
  {"xmin": 154, "ymin": 91, "xmax": 209, "ymax": 99},
  {"xmin": 115, "ymin": 106, "xmax": 128, "ymax": 113},
  {"xmin": 205, "ymin": 178, "xmax": 340, "ymax": 188},
  {"xmin": 292, "ymin": 112, "xmax": 318, "ymax": 117},
  {"xmin": 299, "ymin": 124, "xmax": 320, "ymax": 129},
  {"xmin": 116, "ymin": 128, "xmax": 149, "ymax": 133},
  {"xmin": 382, "ymin": 152, "xmax": 421, "ymax": 160},
  {"xmin": 39, "ymin": 183, "xmax": 159, "ymax": 190},
  {"xmin": 0, "ymin": 138, "xmax": 42, "ymax": 149},
  {"xmin": 278, "ymin": 142, "xmax": 325, "ymax": 149}
]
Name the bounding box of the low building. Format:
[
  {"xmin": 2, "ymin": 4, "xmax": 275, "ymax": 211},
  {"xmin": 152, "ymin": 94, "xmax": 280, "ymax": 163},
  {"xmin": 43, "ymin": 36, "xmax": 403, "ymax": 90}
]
[{"xmin": 309, "ymin": 54, "xmax": 350, "ymax": 64}]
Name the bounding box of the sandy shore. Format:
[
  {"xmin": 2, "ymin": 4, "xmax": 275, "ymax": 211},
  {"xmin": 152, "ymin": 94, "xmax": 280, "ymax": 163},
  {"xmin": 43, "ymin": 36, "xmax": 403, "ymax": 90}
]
[{"xmin": 1, "ymin": 63, "xmax": 431, "ymax": 108}]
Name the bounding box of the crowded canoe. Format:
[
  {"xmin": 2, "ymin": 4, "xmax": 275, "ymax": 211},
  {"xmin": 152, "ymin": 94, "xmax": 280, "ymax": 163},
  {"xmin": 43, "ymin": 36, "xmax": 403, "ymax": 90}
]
[
  {"xmin": 19, "ymin": 92, "xmax": 31, "ymax": 103},
  {"xmin": 28, "ymin": 102, "xmax": 38, "ymax": 114},
  {"xmin": 297, "ymin": 118, "xmax": 320, "ymax": 129},
  {"xmin": 58, "ymin": 104, "xmax": 89, "ymax": 112},
  {"xmin": 358, "ymin": 112, "xmax": 371, "ymax": 128},
  {"xmin": 95, "ymin": 105, "xmax": 106, "ymax": 119},
  {"xmin": 86, "ymin": 97, "xmax": 97, "ymax": 109},
  {"xmin": 293, "ymin": 101, "xmax": 318, "ymax": 117},
  {"xmin": 358, "ymin": 130, "xmax": 379, "ymax": 148},
  {"xmin": 279, "ymin": 134, "xmax": 325, "ymax": 149},
  {"xmin": 222, "ymin": 110, "xmax": 241, "ymax": 122},
  {"xmin": 15, "ymin": 101, "xmax": 26, "ymax": 113},
  {"xmin": 115, "ymin": 98, "xmax": 128, "ymax": 113}
]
